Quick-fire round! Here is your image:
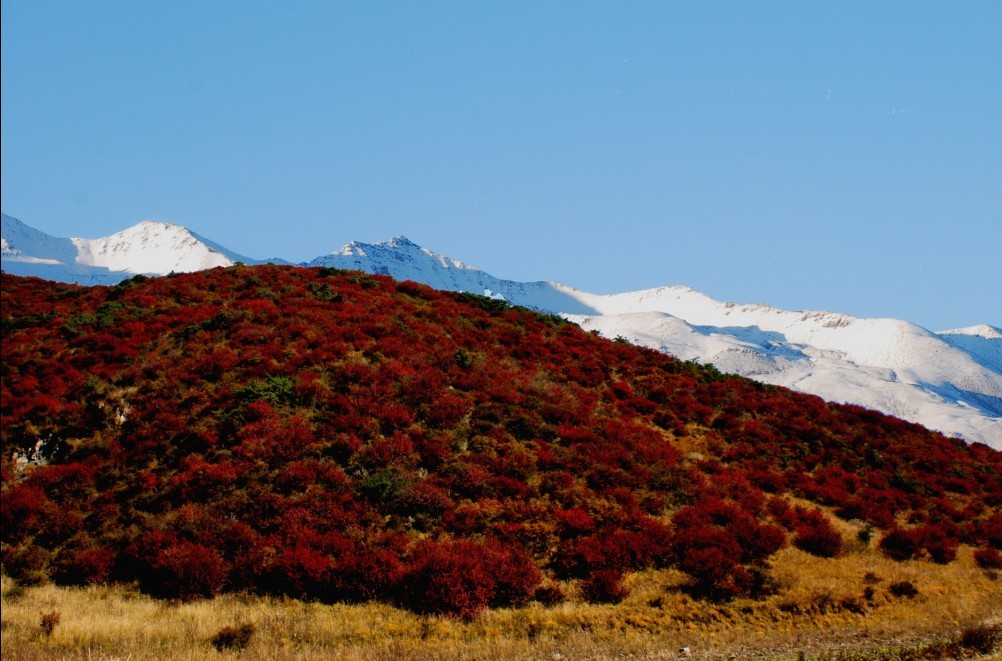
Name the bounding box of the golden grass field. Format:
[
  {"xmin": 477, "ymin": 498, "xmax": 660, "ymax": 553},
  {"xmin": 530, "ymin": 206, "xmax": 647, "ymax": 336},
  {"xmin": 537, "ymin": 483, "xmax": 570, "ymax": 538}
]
[{"xmin": 2, "ymin": 542, "xmax": 1000, "ymax": 660}]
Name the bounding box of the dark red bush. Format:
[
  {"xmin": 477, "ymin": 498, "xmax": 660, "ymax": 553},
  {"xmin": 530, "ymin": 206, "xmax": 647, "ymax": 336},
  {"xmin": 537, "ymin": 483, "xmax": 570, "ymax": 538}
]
[
  {"xmin": 398, "ymin": 540, "xmax": 496, "ymax": 619},
  {"xmin": 973, "ymin": 547, "xmax": 1002, "ymax": 569},
  {"xmin": 52, "ymin": 543, "xmax": 116, "ymax": 585},
  {"xmin": 792, "ymin": 510, "xmax": 843, "ymax": 558},
  {"xmin": 981, "ymin": 512, "xmax": 1002, "ymax": 549},
  {"xmin": 879, "ymin": 528, "xmax": 922, "ymax": 561},
  {"xmin": 915, "ymin": 524, "xmax": 958, "ymax": 564},
  {"xmin": 147, "ymin": 541, "xmax": 228, "ymax": 600},
  {"xmin": 266, "ymin": 546, "xmax": 332, "ymax": 599},
  {"xmin": 533, "ymin": 583, "xmax": 565, "ymax": 605},
  {"xmin": 581, "ymin": 569, "xmax": 629, "ymax": 604},
  {"xmin": 483, "ymin": 540, "xmax": 542, "ymax": 608}
]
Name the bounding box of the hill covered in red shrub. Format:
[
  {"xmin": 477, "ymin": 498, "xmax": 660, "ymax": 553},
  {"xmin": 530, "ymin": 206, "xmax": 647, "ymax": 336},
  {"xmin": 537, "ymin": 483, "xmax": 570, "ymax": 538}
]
[{"xmin": 2, "ymin": 266, "xmax": 999, "ymax": 617}]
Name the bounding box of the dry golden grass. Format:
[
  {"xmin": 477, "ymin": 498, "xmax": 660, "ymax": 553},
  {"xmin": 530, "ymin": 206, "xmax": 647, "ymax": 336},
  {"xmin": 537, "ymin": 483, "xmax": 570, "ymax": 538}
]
[{"xmin": 2, "ymin": 544, "xmax": 1000, "ymax": 660}]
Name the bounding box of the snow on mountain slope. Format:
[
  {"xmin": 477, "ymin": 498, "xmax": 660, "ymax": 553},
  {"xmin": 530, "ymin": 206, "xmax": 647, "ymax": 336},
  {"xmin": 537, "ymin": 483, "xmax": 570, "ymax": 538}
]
[
  {"xmin": 2, "ymin": 213, "xmax": 79, "ymax": 265},
  {"xmin": 308, "ymin": 237, "xmax": 600, "ymax": 315},
  {"xmin": 937, "ymin": 325, "xmax": 1002, "ymax": 373},
  {"xmin": 1, "ymin": 213, "xmax": 261, "ymax": 283},
  {"xmin": 548, "ymin": 284, "xmax": 1001, "ymax": 398}
]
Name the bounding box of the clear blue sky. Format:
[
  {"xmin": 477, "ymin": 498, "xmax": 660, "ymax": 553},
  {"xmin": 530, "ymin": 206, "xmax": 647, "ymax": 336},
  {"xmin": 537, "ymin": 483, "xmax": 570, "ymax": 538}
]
[{"xmin": 2, "ymin": 1, "xmax": 1000, "ymax": 330}]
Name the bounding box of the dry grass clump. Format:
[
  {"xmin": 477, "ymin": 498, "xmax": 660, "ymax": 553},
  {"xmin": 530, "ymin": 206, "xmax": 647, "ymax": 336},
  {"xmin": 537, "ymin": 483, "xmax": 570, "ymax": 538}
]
[{"xmin": 2, "ymin": 545, "xmax": 1000, "ymax": 660}]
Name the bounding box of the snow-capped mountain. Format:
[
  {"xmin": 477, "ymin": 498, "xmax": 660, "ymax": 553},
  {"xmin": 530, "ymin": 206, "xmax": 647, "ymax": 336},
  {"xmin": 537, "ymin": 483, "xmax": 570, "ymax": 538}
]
[
  {"xmin": 1, "ymin": 213, "xmax": 263, "ymax": 283},
  {"xmin": 3, "ymin": 213, "xmax": 1000, "ymax": 448},
  {"xmin": 308, "ymin": 236, "xmax": 601, "ymax": 315}
]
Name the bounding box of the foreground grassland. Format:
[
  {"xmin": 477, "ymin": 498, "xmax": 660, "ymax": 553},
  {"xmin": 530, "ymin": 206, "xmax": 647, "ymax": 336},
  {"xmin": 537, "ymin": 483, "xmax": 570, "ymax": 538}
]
[{"xmin": 3, "ymin": 545, "xmax": 1000, "ymax": 660}]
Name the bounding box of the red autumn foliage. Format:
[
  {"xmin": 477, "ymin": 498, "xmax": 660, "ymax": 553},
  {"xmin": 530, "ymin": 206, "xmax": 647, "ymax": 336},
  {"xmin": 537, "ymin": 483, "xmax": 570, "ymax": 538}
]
[
  {"xmin": 792, "ymin": 509, "xmax": 844, "ymax": 558},
  {"xmin": 1, "ymin": 267, "xmax": 999, "ymax": 617},
  {"xmin": 973, "ymin": 547, "xmax": 1002, "ymax": 569},
  {"xmin": 581, "ymin": 569, "xmax": 629, "ymax": 604}
]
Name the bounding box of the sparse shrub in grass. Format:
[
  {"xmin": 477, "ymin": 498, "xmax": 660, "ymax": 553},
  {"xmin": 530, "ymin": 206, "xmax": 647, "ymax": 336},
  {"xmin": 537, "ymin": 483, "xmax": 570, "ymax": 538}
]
[
  {"xmin": 39, "ymin": 610, "xmax": 60, "ymax": 637},
  {"xmin": 792, "ymin": 510, "xmax": 843, "ymax": 557},
  {"xmin": 532, "ymin": 583, "xmax": 565, "ymax": 606},
  {"xmin": 959, "ymin": 623, "xmax": 999, "ymax": 655},
  {"xmin": 877, "ymin": 525, "xmax": 958, "ymax": 564},
  {"xmin": 974, "ymin": 547, "xmax": 1002, "ymax": 569},
  {"xmin": 878, "ymin": 527, "xmax": 921, "ymax": 561},
  {"xmin": 917, "ymin": 524, "xmax": 958, "ymax": 564},
  {"xmin": 888, "ymin": 580, "xmax": 918, "ymax": 598},
  {"xmin": 581, "ymin": 569, "xmax": 628, "ymax": 604},
  {"xmin": 210, "ymin": 622, "xmax": 256, "ymax": 651},
  {"xmin": 747, "ymin": 563, "xmax": 781, "ymax": 598}
]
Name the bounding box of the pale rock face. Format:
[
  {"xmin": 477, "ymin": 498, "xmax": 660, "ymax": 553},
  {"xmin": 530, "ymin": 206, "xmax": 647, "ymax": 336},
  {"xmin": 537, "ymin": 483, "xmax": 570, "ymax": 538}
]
[{"xmin": 3, "ymin": 213, "xmax": 1000, "ymax": 448}]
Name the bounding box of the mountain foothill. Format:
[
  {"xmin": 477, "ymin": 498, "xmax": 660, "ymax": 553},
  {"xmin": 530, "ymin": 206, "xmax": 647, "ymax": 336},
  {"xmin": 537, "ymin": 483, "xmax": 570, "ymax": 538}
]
[{"xmin": 2, "ymin": 263, "xmax": 1000, "ymax": 617}]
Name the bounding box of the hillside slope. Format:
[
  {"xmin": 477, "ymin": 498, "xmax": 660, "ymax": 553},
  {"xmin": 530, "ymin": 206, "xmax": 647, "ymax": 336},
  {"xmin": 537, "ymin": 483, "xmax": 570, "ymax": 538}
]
[{"xmin": 2, "ymin": 267, "xmax": 1000, "ymax": 616}]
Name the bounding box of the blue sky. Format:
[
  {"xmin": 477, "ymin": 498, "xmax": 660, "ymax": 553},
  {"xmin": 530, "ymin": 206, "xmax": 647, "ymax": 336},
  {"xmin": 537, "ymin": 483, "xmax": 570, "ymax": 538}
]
[{"xmin": 2, "ymin": 1, "xmax": 1000, "ymax": 330}]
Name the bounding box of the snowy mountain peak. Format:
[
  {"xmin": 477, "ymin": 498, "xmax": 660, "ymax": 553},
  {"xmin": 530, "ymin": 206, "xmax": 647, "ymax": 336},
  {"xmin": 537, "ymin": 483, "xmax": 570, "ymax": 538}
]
[
  {"xmin": 387, "ymin": 235, "xmax": 418, "ymax": 248},
  {"xmin": 1, "ymin": 213, "xmax": 260, "ymax": 282},
  {"xmin": 320, "ymin": 236, "xmax": 479, "ymax": 275},
  {"xmin": 941, "ymin": 324, "xmax": 1002, "ymax": 339}
]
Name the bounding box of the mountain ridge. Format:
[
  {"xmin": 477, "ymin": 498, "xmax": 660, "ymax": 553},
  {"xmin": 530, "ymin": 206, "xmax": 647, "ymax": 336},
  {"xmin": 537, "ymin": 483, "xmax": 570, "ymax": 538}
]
[{"xmin": 2, "ymin": 213, "xmax": 999, "ymax": 447}]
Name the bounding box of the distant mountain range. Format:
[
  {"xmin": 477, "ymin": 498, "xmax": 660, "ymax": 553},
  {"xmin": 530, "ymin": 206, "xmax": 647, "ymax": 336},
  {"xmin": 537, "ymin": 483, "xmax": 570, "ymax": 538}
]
[{"xmin": 3, "ymin": 212, "xmax": 1000, "ymax": 448}]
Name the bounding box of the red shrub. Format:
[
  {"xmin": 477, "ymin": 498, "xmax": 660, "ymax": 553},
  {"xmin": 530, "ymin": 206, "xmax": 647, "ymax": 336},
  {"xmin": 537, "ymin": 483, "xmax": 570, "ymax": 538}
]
[
  {"xmin": 915, "ymin": 524, "xmax": 959, "ymax": 564},
  {"xmin": 973, "ymin": 547, "xmax": 1002, "ymax": 569},
  {"xmin": 149, "ymin": 541, "xmax": 228, "ymax": 600},
  {"xmin": 879, "ymin": 528, "xmax": 922, "ymax": 561},
  {"xmin": 330, "ymin": 546, "xmax": 403, "ymax": 602},
  {"xmin": 878, "ymin": 524, "xmax": 959, "ymax": 564},
  {"xmin": 792, "ymin": 510, "xmax": 843, "ymax": 558},
  {"xmin": 555, "ymin": 508, "xmax": 596, "ymax": 538},
  {"xmin": 398, "ymin": 540, "xmax": 496, "ymax": 619},
  {"xmin": 483, "ymin": 540, "xmax": 542, "ymax": 608},
  {"xmin": 581, "ymin": 569, "xmax": 629, "ymax": 604},
  {"xmin": 533, "ymin": 583, "xmax": 565, "ymax": 605},
  {"xmin": 981, "ymin": 512, "xmax": 1002, "ymax": 549},
  {"xmin": 267, "ymin": 545, "xmax": 332, "ymax": 599},
  {"xmin": 676, "ymin": 540, "xmax": 751, "ymax": 599},
  {"xmin": 52, "ymin": 543, "xmax": 115, "ymax": 585}
]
